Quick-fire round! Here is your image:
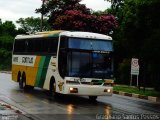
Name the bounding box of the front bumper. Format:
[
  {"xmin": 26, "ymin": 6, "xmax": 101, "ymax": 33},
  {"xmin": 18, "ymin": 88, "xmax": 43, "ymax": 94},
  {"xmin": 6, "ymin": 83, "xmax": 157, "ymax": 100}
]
[{"xmin": 63, "ymin": 84, "xmax": 113, "ymax": 96}]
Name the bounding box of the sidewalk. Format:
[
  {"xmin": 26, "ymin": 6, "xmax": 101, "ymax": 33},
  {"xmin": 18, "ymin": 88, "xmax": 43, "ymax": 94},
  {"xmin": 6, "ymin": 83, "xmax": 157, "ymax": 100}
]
[{"xmin": 0, "ymin": 100, "xmax": 31, "ymax": 120}]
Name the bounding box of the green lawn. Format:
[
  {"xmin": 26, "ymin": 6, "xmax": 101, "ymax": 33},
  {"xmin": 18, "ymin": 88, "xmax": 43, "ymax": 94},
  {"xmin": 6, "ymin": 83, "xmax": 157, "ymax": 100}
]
[{"xmin": 113, "ymin": 85, "xmax": 160, "ymax": 97}]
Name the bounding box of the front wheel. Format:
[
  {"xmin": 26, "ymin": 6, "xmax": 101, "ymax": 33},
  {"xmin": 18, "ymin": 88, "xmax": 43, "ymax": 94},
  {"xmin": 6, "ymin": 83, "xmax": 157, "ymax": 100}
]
[{"xmin": 89, "ymin": 96, "xmax": 97, "ymax": 101}]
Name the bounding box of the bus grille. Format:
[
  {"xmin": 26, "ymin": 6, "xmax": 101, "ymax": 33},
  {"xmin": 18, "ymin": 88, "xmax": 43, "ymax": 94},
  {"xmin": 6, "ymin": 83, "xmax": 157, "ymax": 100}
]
[{"xmin": 81, "ymin": 81, "xmax": 103, "ymax": 85}]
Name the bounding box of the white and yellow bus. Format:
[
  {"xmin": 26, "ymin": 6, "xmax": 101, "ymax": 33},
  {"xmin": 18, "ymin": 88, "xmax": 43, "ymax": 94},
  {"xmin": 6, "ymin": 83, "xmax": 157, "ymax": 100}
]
[{"xmin": 12, "ymin": 30, "xmax": 114, "ymax": 100}]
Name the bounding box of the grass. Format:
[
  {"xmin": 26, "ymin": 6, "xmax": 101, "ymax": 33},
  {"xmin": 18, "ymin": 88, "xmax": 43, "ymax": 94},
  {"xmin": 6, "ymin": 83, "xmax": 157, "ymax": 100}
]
[{"xmin": 113, "ymin": 85, "xmax": 160, "ymax": 97}]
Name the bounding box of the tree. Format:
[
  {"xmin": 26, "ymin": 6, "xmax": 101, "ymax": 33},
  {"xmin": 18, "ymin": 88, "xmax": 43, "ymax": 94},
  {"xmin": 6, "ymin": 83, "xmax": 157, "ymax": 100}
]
[
  {"xmin": 36, "ymin": 0, "xmax": 117, "ymax": 34},
  {"xmin": 52, "ymin": 10, "xmax": 117, "ymax": 34},
  {"xmin": 16, "ymin": 17, "xmax": 51, "ymax": 33},
  {"xmin": 0, "ymin": 20, "xmax": 17, "ymax": 70},
  {"xmin": 0, "ymin": 20, "xmax": 16, "ymax": 51},
  {"xmin": 36, "ymin": 0, "xmax": 90, "ymax": 19},
  {"xmin": 0, "ymin": 21, "xmax": 16, "ymax": 36},
  {"xmin": 105, "ymin": 0, "xmax": 124, "ymax": 14},
  {"xmin": 136, "ymin": 0, "xmax": 160, "ymax": 90}
]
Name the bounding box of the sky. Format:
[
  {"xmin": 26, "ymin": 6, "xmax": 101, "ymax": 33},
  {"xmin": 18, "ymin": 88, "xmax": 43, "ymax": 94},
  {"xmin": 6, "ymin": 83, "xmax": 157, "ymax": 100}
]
[{"xmin": 0, "ymin": 0, "xmax": 111, "ymax": 25}]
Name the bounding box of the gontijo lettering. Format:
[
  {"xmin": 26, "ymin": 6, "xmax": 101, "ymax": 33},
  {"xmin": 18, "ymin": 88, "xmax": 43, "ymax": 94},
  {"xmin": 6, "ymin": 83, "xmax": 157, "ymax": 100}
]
[{"xmin": 22, "ymin": 57, "xmax": 33, "ymax": 64}]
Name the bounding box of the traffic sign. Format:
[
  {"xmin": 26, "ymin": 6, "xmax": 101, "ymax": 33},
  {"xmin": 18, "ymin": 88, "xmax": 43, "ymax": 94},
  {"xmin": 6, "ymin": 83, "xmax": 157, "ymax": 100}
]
[
  {"xmin": 130, "ymin": 58, "xmax": 140, "ymax": 87},
  {"xmin": 131, "ymin": 58, "xmax": 139, "ymax": 75}
]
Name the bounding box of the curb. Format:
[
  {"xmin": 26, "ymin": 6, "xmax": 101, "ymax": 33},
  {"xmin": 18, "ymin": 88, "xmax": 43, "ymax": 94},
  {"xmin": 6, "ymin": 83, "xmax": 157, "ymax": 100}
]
[{"xmin": 113, "ymin": 91, "xmax": 160, "ymax": 103}]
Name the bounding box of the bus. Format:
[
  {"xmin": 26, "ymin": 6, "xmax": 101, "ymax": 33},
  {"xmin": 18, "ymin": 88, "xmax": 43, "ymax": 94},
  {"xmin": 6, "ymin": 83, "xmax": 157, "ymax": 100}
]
[{"xmin": 12, "ymin": 30, "xmax": 114, "ymax": 100}]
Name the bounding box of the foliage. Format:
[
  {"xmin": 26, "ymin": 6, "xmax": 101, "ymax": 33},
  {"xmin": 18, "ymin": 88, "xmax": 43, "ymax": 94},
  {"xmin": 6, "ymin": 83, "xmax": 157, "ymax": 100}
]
[
  {"xmin": 36, "ymin": 0, "xmax": 90, "ymax": 16},
  {"xmin": 0, "ymin": 48, "xmax": 12, "ymax": 70},
  {"xmin": 116, "ymin": 59, "xmax": 130, "ymax": 85},
  {"xmin": 0, "ymin": 20, "xmax": 17, "ymax": 70},
  {"xmin": 0, "ymin": 35, "xmax": 14, "ymax": 51},
  {"xmin": 53, "ymin": 10, "xmax": 117, "ymax": 34},
  {"xmin": 105, "ymin": 0, "xmax": 124, "ymax": 15},
  {"xmin": 36, "ymin": 0, "xmax": 117, "ymax": 34},
  {"xmin": 16, "ymin": 17, "xmax": 51, "ymax": 33},
  {"xmin": 0, "ymin": 21, "xmax": 16, "ymax": 36}
]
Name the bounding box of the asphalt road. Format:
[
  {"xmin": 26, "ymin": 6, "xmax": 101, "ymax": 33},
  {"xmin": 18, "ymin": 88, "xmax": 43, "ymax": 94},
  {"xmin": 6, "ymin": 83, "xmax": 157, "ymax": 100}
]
[{"xmin": 0, "ymin": 73, "xmax": 160, "ymax": 120}]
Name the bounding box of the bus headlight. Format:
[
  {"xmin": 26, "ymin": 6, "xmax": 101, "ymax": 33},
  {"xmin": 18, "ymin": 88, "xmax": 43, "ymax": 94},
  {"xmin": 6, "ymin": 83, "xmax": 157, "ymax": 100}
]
[
  {"xmin": 70, "ymin": 87, "xmax": 73, "ymax": 91},
  {"xmin": 104, "ymin": 89, "xmax": 111, "ymax": 93},
  {"xmin": 69, "ymin": 87, "xmax": 78, "ymax": 93},
  {"xmin": 107, "ymin": 89, "xmax": 111, "ymax": 93}
]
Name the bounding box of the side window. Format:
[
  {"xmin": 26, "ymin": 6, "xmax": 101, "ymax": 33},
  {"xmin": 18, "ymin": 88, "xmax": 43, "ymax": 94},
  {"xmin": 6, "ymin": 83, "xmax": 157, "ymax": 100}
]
[
  {"xmin": 42, "ymin": 38, "xmax": 49, "ymax": 53},
  {"xmin": 14, "ymin": 37, "xmax": 59, "ymax": 55},
  {"xmin": 59, "ymin": 36, "xmax": 68, "ymax": 49},
  {"xmin": 48, "ymin": 37, "xmax": 59, "ymax": 54},
  {"xmin": 23, "ymin": 38, "xmax": 40, "ymax": 54},
  {"xmin": 27, "ymin": 39, "xmax": 35, "ymax": 53},
  {"xmin": 34, "ymin": 38, "xmax": 42, "ymax": 53},
  {"xmin": 13, "ymin": 39, "xmax": 26, "ymax": 53}
]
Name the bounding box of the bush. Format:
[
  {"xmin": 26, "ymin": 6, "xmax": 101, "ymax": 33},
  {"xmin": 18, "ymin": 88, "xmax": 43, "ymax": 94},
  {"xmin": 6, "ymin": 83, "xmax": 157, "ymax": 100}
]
[
  {"xmin": 116, "ymin": 58, "xmax": 131, "ymax": 85},
  {"xmin": 0, "ymin": 35, "xmax": 14, "ymax": 50},
  {"xmin": 0, "ymin": 48, "xmax": 12, "ymax": 70}
]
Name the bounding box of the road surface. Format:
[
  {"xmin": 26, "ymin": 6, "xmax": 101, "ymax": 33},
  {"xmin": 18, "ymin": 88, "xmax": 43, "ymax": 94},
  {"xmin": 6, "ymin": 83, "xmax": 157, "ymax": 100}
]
[{"xmin": 0, "ymin": 73, "xmax": 160, "ymax": 120}]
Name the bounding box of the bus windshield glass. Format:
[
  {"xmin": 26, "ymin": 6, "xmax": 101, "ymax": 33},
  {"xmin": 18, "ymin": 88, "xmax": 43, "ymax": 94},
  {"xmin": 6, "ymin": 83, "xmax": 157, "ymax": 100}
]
[
  {"xmin": 67, "ymin": 51, "xmax": 112, "ymax": 79},
  {"xmin": 59, "ymin": 37, "xmax": 113, "ymax": 79},
  {"xmin": 68, "ymin": 38, "xmax": 113, "ymax": 51}
]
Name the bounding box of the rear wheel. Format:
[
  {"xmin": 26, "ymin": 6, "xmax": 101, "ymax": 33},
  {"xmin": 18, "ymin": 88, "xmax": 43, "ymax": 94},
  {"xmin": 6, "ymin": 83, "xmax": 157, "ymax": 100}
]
[
  {"xmin": 17, "ymin": 73, "xmax": 21, "ymax": 89},
  {"xmin": 89, "ymin": 96, "xmax": 97, "ymax": 101},
  {"xmin": 19, "ymin": 73, "xmax": 26, "ymax": 89}
]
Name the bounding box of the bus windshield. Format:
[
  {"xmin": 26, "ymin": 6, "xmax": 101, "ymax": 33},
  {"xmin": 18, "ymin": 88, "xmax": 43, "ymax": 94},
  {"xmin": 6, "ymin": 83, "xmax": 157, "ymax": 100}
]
[
  {"xmin": 67, "ymin": 51, "xmax": 113, "ymax": 79},
  {"xmin": 59, "ymin": 37, "xmax": 113, "ymax": 79}
]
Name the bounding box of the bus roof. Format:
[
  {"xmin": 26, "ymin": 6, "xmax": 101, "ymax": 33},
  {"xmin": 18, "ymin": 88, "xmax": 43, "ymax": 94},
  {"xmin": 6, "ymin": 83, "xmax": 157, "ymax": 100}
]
[{"xmin": 15, "ymin": 30, "xmax": 112, "ymax": 40}]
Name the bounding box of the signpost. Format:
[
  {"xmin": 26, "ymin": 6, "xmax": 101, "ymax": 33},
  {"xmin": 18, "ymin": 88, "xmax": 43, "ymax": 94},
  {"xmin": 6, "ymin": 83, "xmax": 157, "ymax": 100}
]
[{"xmin": 130, "ymin": 58, "xmax": 139, "ymax": 86}]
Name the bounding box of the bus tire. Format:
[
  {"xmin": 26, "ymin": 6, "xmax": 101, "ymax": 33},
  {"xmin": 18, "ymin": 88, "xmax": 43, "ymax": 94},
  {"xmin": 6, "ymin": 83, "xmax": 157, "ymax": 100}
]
[
  {"xmin": 89, "ymin": 96, "xmax": 97, "ymax": 101},
  {"xmin": 49, "ymin": 77, "xmax": 56, "ymax": 97},
  {"xmin": 19, "ymin": 73, "xmax": 26, "ymax": 89},
  {"xmin": 18, "ymin": 72, "xmax": 22, "ymax": 89}
]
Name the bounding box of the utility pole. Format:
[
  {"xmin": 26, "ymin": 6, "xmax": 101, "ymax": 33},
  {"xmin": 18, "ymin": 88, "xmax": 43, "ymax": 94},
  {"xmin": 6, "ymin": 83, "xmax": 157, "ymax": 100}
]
[{"xmin": 40, "ymin": 0, "xmax": 45, "ymax": 32}]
